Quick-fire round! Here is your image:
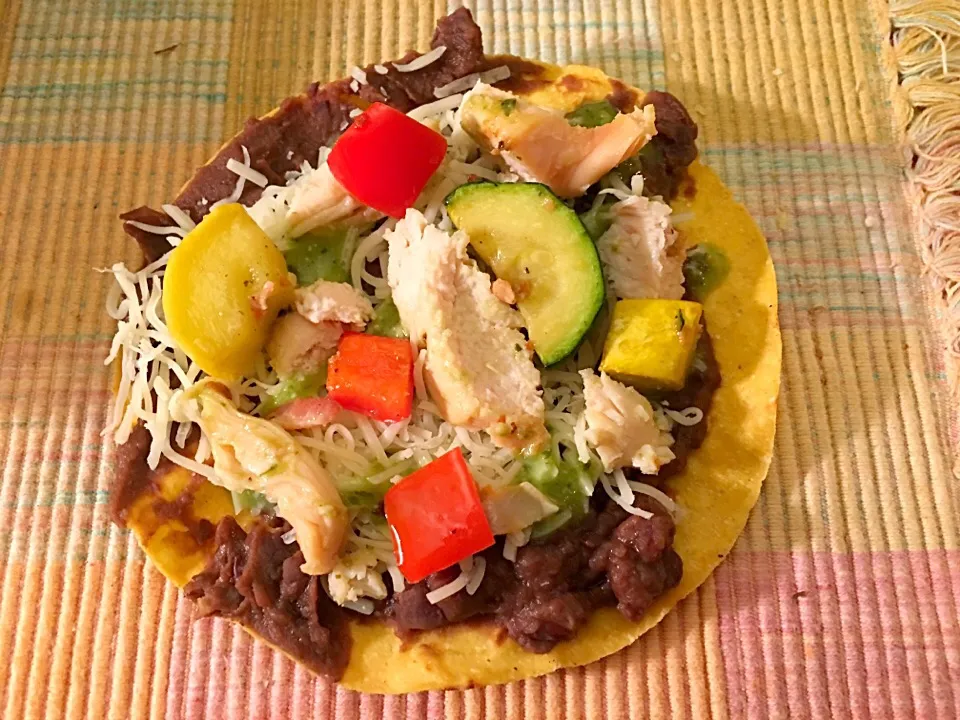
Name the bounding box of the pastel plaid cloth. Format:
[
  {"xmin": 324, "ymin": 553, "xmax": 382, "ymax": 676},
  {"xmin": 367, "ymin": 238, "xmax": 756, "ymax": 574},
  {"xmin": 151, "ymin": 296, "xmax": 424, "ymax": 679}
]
[{"xmin": 0, "ymin": 1, "xmax": 956, "ymax": 718}]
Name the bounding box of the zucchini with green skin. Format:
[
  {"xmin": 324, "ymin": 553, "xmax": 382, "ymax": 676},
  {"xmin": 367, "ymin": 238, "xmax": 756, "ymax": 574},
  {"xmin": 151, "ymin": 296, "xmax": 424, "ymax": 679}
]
[{"xmin": 445, "ymin": 182, "xmax": 605, "ymax": 365}]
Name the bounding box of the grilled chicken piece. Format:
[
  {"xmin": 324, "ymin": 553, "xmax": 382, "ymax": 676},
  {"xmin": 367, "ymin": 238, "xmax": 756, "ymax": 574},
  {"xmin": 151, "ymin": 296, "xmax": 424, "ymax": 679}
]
[
  {"xmin": 386, "ymin": 209, "xmax": 548, "ymax": 453},
  {"xmin": 597, "ymin": 195, "xmax": 685, "ymax": 300},
  {"xmin": 295, "ymin": 280, "xmax": 374, "ymax": 328},
  {"xmin": 458, "ymin": 84, "xmax": 657, "ymax": 198},
  {"xmin": 266, "ymin": 313, "xmax": 343, "ymax": 379},
  {"xmin": 267, "ymin": 282, "xmax": 373, "ymax": 380},
  {"xmin": 192, "ymin": 385, "xmax": 348, "ymax": 575},
  {"xmin": 247, "ymin": 163, "xmax": 380, "ymax": 244},
  {"xmin": 579, "ymin": 370, "xmax": 674, "ymax": 474}
]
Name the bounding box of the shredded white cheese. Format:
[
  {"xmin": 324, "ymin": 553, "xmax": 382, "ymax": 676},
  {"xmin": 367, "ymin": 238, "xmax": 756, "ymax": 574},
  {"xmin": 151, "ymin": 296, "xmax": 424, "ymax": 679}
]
[
  {"xmin": 161, "ymin": 203, "xmax": 195, "ymax": 231},
  {"xmin": 101, "ymin": 260, "xmax": 213, "ymax": 480},
  {"xmin": 574, "ymin": 411, "xmax": 591, "ymax": 464},
  {"xmin": 447, "ymin": 159, "xmax": 500, "ymax": 182},
  {"xmin": 394, "ymin": 45, "xmax": 446, "ymax": 72},
  {"xmin": 503, "ymin": 528, "xmax": 531, "ymax": 562},
  {"xmin": 412, "ymin": 348, "xmax": 428, "ymax": 400},
  {"xmin": 600, "ymin": 471, "xmax": 654, "ymax": 519},
  {"xmin": 465, "ymin": 556, "xmax": 486, "ymax": 595},
  {"xmin": 420, "ymin": 175, "xmax": 458, "ymax": 223},
  {"xmin": 479, "ymin": 65, "xmax": 512, "ymax": 85},
  {"xmin": 407, "ymin": 93, "xmax": 463, "ymax": 122},
  {"xmin": 281, "ymin": 527, "xmax": 298, "ymax": 544},
  {"xmin": 425, "ymin": 568, "xmax": 470, "ymax": 604},
  {"xmin": 210, "ymin": 145, "xmax": 252, "ymax": 209},
  {"xmin": 436, "ymin": 65, "xmax": 512, "ymax": 97},
  {"xmin": 226, "ymin": 156, "xmax": 268, "ymax": 188},
  {"xmin": 424, "ymin": 557, "xmax": 487, "ymax": 604},
  {"xmin": 627, "ymin": 480, "xmax": 679, "ymax": 519},
  {"xmin": 434, "ymin": 73, "xmax": 482, "ymax": 99},
  {"xmin": 349, "ymin": 66, "xmax": 368, "ymax": 85},
  {"xmin": 390, "ymin": 526, "xmax": 404, "ymax": 566},
  {"xmin": 663, "ymin": 406, "xmax": 704, "ymax": 426},
  {"xmin": 123, "ymin": 220, "xmax": 186, "ymax": 238},
  {"xmin": 387, "ymin": 565, "xmax": 405, "ymax": 592}
]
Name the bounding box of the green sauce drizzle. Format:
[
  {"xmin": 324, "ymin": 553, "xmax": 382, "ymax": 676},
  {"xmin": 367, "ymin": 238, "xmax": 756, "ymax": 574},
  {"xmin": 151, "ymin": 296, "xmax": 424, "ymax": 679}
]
[
  {"xmin": 565, "ymin": 100, "xmax": 618, "ymax": 128},
  {"xmin": 683, "ymin": 243, "xmax": 731, "ymax": 301}
]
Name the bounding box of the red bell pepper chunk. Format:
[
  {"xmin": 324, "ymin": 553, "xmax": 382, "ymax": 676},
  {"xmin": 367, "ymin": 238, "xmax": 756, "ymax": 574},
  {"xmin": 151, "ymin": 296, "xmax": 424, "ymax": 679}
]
[
  {"xmin": 327, "ymin": 102, "xmax": 448, "ymax": 218},
  {"xmin": 325, "ymin": 333, "xmax": 414, "ymax": 422},
  {"xmin": 385, "ymin": 448, "xmax": 495, "ymax": 583}
]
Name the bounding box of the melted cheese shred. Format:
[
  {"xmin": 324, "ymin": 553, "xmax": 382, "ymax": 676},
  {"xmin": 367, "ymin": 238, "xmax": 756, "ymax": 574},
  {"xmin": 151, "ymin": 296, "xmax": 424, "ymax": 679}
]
[
  {"xmin": 101, "ymin": 258, "xmax": 215, "ymax": 480},
  {"xmin": 425, "ymin": 556, "xmax": 486, "ymax": 604},
  {"xmin": 394, "ymin": 45, "xmax": 446, "ymax": 73}
]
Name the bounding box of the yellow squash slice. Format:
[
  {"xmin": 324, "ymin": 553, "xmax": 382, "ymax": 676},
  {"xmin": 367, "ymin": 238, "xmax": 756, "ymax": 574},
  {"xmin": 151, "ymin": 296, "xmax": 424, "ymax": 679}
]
[
  {"xmin": 600, "ymin": 298, "xmax": 703, "ymax": 391},
  {"xmin": 162, "ymin": 203, "xmax": 293, "ymax": 381}
]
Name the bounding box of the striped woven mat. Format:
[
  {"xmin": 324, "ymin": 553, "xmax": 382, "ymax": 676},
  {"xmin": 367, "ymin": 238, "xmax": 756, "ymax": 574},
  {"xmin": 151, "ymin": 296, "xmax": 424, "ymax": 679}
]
[{"xmin": 0, "ymin": 1, "xmax": 957, "ymax": 718}]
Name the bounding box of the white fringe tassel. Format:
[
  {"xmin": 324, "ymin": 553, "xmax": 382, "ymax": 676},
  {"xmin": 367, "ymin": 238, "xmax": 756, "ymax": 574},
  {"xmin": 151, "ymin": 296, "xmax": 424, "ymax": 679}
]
[{"xmin": 888, "ymin": 1, "xmax": 960, "ymax": 473}]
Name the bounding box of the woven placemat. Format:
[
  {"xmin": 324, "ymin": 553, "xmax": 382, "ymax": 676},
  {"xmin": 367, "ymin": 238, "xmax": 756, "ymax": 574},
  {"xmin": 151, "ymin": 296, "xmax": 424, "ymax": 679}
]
[{"xmin": 0, "ymin": 1, "xmax": 957, "ymax": 718}]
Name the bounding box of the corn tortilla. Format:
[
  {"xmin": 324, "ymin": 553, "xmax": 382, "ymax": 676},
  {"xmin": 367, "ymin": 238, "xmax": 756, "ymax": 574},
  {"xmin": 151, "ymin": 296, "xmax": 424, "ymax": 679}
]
[{"xmin": 120, "ymin": 61, "xmax": 781, "ymax": 693}]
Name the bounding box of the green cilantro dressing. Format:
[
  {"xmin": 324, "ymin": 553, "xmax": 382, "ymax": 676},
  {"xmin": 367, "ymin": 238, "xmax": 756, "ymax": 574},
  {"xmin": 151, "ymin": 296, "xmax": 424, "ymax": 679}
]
[
  {"xmin": 256, "ymin": 369, "xmax": 327, "ymax": 416},
  {"xmin": 683, "ymin": 243, "xmax": 730, "ymax": 301},
  {"xmin": 283, "ymin": 227, "xmax": 357, "ymax": 286},
  {"xmin": 565, "ymin": 100, "xmax": 618, "ymax": 128},
  {"xmin": 517, "ymin": 449, "xmax": 603, "ymax": 536},
  {"xmin": 366, "ymin": 297, "xmax": 407, "ymax": 339}
]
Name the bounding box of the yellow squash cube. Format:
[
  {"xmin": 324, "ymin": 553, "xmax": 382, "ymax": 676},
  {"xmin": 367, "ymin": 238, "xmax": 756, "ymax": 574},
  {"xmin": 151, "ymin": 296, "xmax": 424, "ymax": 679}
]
[
  {"xmin": 600, "ymin": 299, "xmax": 703, "ymax": 391},
  {"xmin": 163, "ymin": 204, "xmax": 293, "ymax": 381}
]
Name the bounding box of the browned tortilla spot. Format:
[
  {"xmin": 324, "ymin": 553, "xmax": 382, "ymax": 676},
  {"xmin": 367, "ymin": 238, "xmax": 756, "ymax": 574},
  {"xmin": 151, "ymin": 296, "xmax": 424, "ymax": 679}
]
[
  {"xmin": 606, "ymin": 78, "xmax": 639, "ymax": 113},
  {"xmin": 558, "ymin": 73, "xmax": 585, "ymax": 91},
  {"xmin": 492, "ymin": 57, "xmax": 552, "ymax": 94}
]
